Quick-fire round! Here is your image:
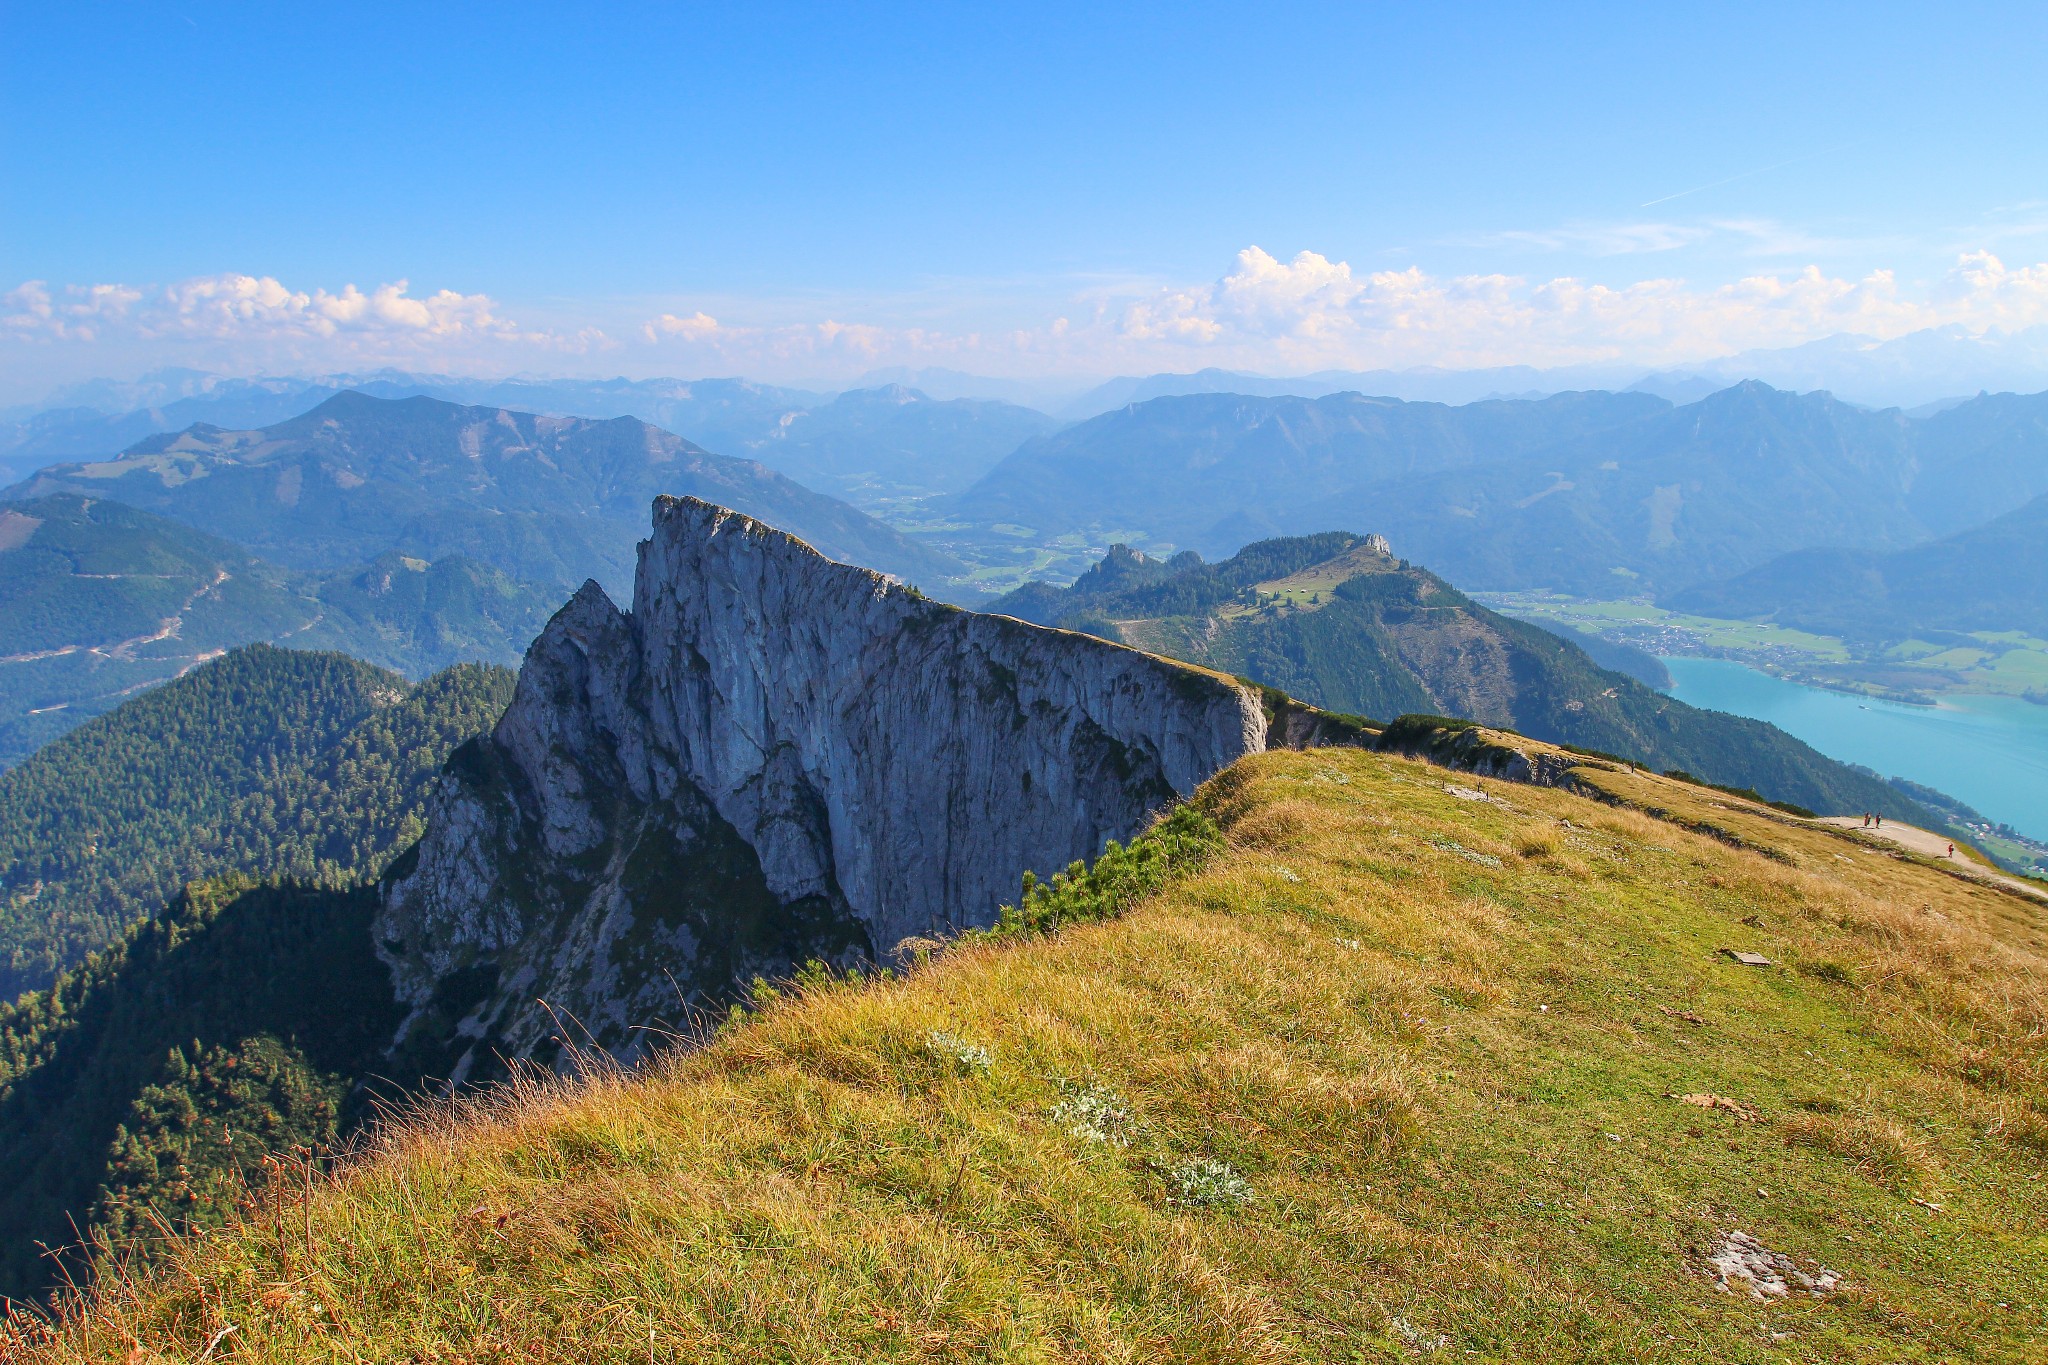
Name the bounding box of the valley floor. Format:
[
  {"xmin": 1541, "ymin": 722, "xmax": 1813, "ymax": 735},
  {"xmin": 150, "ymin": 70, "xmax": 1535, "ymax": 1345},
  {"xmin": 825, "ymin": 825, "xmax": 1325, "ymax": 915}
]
[
  {"xmin": 1482, "ymin": 591, "xmax": 2048, "ymax": 707},
  {"xmin": 22, "ymin": 747, "xmax": 2048, "ymax": 1362}
]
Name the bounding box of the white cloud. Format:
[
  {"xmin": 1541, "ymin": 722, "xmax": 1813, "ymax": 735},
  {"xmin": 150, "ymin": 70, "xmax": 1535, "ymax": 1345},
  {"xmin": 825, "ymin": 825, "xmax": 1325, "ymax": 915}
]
[
  {"xmin": 2, "ymin": 281, "xmax": 54, "ymax": 327},
  {"xmin": 12, "ymin": 249, "xmax": 2048, "ymax": 397},
  {"xmin": 639, "ymin": 310, "xmax": 946, "ymax": 365},
  {"xmin": 642, "ymin": 310, "xmax": 721, "ymax": 342},
  {"xmin": 4, "ymin": 279, "xmax": 143, "ymax": 341},
  {"xmin": 148, "ymin": 274, "xmax": 520, "ymax": 340},
  {"xmin": 0, "ymin": 274, "xmax": 613, "ymax": 397},
  {"xmin": 1095, "ymin": 247, "xmax": 2048, "ymax": 370},
  {"xmin": 1, "ymin": 272, "xmax": 592, "ymax": 349},
  {"xmin": 620, "ymin": 245, "xmax": 2048, "ymax": 381}
]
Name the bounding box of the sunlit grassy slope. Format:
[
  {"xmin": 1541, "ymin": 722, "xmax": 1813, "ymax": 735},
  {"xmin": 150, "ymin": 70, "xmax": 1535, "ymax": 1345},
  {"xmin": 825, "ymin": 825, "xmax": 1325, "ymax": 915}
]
[{"xmin": 22, "ymin": 745, "xmax": 2048, "ymax": 1362}]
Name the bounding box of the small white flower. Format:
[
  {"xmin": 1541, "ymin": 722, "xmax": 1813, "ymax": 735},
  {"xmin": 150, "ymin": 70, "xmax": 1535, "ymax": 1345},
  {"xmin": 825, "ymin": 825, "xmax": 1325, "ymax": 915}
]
[
  {"xmin": 1430, "ymin": 839, "xmax": 1503, "ymax": 869},
  {"xmin": 924, "ymin": 1030, "xmax": 993, "ymax": 1073},
  {"xmin": 1051, "ymin": 1078, "xmax": 1134, "ymax": 1146},
  {"xmin": 1162, "ymin": 1156, "xmax": 1254, "ymax": 1208},
  {"xmin": 1391, "ymin": 1316, "xmax": 1450, "ymax": 1352}
]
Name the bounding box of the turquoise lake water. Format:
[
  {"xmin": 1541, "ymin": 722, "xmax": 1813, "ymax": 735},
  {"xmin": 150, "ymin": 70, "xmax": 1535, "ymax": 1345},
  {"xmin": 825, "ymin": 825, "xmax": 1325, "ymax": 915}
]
[{"xmin": 1659, "ymin": 657, "xmax": 2048, "ymax": 842}]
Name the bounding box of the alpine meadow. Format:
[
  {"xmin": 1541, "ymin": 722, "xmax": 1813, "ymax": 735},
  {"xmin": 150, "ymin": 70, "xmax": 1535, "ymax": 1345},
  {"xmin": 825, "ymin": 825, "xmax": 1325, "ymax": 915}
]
[{"xmin": 2, "ymin": 4, "xmax": 2045, "ymax": 1360}]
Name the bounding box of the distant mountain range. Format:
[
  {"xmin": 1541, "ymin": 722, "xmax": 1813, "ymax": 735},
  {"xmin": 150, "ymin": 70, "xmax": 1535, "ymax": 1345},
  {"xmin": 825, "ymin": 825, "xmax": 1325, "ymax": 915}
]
[
  {"xmin": 333, "ymin": 378, "xmax": 1054, "ymax": 500},
  {"xmin": 0, "ymin": 494, "xmax": 555, "ymax": 763},
  {"xmin": 707, "ymin": 384, "xmax": 1055, "ymax": 499},
  {"xmin": 0, "ymin": 390, "xmax": 1008, "ymax": 763},
  {"xmin": 993, "ymin": 535, "xmax": 1930, "ymax": 822},
  {"xmin": 1665, "ymin": 489, "xmax": 2048, "ymax": 643},
  {"xmin": 0, "ymin": 373, "xmax": 1056, "ymax": 506},
  {"xmin": 844, "ymin": 326, "xmax": 2048, "ymax": 419},
  {"xmin": 954, "ymin": 382, "xmax": 2048, "ymax": 595},
  {"xmin": 1636, "ymin": 324, "xmax": 2048, "ymax": 412},
  {"xmin": 1056, "ymin": 364, "xmax": 1647, "ymax": 419},
  {"xmin": 952, "ymin": 387, "xmax": 1665, "ymax": 552},
  {"xmin": 848, "ymin": 366, "xmax": 1085, "ymax": 412},
  {"xmin": 12, "ymin": 320, "xmax": 2046, "ymax": 457},
  {"xmin": 0, "ymin": 378, "xmax": 338, "ymax": 470},
  {"xmin": 4, "ymin": 391, "xmax": 957, "ymax": 592}
]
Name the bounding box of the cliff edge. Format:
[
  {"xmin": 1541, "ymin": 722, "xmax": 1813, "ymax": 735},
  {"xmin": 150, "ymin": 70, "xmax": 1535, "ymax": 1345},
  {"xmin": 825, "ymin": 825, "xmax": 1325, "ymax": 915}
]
[{"xmin": 379, "ymin": 497, "xmax": 1266, "ymax": 1074}]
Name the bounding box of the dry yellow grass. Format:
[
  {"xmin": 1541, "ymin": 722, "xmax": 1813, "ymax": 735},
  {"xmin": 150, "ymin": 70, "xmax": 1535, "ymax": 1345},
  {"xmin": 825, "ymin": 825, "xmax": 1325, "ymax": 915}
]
[{"xmin": 13, "ymin": 748, "xmax": 2046, "ymax": 1362}]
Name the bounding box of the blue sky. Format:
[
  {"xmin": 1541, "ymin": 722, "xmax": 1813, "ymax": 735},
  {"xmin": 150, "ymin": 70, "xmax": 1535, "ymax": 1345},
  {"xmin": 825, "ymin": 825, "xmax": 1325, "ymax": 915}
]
[{"xmin": 4, "ymin": 1, "xmax": 2046, "ymax": 393}]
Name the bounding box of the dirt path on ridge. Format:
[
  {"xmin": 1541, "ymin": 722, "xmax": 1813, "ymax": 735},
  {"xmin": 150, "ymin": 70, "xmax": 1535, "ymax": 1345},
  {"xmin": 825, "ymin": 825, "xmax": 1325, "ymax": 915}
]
[{"xmin": 1817, "ymin": 816, "xmax": 2048, "ymax": 902}]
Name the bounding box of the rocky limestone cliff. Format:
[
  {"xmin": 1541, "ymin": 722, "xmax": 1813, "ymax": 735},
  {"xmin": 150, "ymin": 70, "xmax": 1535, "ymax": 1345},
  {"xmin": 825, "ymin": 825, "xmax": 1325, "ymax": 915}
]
[{"xmin": 378, "ymin": 497, "xmax": 1267, "ymax": 1075}]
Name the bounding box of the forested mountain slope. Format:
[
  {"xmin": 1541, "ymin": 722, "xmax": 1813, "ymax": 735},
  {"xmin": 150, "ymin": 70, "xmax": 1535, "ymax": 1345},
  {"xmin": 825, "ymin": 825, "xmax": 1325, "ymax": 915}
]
[
  {"xmin": 0, "ymin": 878, "xmax": 401, "ymax": 1301},
  {"xmin": 0, "ymin": 495, "xmax": 552, "ymax": 763},
  {"xmin": 996, "ymin": 535, "xmax": 1928, "ymax": 821},
  {"xmin": 21, "ymin": 746, "xmax": 2045, "ymax": 1359},
  {"xmin": 0, "ymin": 378, "xmax": 342, "ymax": 465},
  {"xmin": 3, "ymin": 391, "xmax": 956, "ymax": 592},
  {"xmin": 1665, "ymin": 489, "xmax": 2048, "ymax": 642},
  {"xmin": 951, "ymin": 388, "xmax": 1667, "ymax": 550},
  {"xmin": 1, "ymin": 375, "xmax": 1059, "ymax": 509},
  {"xmin": 0, "ymin": 646, "xmax": 513, "ymax": 999},
  {"xmin": 958, "ymin": 382, "xmax": 2048, "ymax": 594}
]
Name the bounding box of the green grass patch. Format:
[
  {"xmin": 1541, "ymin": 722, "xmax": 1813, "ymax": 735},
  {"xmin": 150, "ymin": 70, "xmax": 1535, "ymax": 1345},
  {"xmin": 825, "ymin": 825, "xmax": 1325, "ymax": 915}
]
[{"xmin": 20, "ymin": 751, "xmax": 2048, "ymax": 1361}]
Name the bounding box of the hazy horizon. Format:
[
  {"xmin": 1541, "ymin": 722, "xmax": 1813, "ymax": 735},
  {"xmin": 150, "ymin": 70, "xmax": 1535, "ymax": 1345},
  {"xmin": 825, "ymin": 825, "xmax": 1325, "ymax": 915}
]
[
  {"xmin": 6, "ymin": 3, "xmax": 2048, "ymax": 404},
  {"xmin": 10, "ymin": 322, "xmax": 2048, "ymax": 421}
]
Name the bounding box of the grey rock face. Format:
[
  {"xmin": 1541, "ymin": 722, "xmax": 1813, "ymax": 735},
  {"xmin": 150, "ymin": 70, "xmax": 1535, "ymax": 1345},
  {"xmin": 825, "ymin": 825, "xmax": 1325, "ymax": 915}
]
[{"xmin": 379, "ymin": 497, "xmax": 1265, "ymax": 1074}]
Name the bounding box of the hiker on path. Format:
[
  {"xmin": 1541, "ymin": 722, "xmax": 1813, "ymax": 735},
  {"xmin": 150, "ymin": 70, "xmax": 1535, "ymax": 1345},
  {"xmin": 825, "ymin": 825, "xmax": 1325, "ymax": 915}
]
[{"xmin": 1948, "ymin": 842, "xmax": 1956, "ymax": 858}]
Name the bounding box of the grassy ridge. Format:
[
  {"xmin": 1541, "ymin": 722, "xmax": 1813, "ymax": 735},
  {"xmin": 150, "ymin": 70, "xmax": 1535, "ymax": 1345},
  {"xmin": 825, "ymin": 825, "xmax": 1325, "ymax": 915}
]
[{"xmin": 21, "ymin": 748, "xmax": 2046, "ymax": 1360}]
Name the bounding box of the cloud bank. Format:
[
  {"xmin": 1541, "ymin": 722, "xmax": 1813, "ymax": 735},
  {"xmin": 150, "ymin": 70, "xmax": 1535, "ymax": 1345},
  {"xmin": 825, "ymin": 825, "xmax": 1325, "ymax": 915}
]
[
  {"xmin": 2, "ymin": 275, "xmax": 609, "ymax": 387},
  {"xmin": 1107, "ymin": 247, "xmax": 2048, "ymax": 371},
  {"xmin": 9, "ymin": 249, "xmax": 2048, "ymax": 397}
]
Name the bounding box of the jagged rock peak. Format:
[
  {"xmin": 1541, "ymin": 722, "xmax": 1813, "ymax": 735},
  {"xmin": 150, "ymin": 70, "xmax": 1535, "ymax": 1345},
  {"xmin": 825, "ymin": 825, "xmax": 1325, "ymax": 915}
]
[
  {"xmin": 378, "ymin": 496, "xmax": 1267, "ymax": 1074},
  {"xmin": 1363, "ymin": 533, "xmax": 1393, "ymax": 557}
]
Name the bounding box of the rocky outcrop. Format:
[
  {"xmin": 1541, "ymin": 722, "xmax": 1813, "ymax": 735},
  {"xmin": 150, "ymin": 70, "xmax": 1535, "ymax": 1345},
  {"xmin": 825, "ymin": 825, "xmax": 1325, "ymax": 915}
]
[
  {"xmin": 378, "ymin": 497, "xmax": 1266, "ymax": 1075},
  {"xmin": 1374, "ymin": 716, "xmax": 1589, "ymax": 790}
]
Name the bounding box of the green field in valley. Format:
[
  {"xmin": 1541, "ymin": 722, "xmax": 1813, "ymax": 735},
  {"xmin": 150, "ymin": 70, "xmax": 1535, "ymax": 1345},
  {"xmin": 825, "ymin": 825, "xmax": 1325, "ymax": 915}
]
[{"xmin": 1483, "ymin": 592, "xmax": 2048, "ymax": 706}]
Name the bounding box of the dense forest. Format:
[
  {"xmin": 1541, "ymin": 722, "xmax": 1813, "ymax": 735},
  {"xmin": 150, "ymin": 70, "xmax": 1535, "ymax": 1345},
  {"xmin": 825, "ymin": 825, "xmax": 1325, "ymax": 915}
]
[
  {"xmin": 0, "ymin": 645, "xmax": 514, "ymax": 1000},
  {"xmin": 0, "ymin": 877, "xmax": 403, "ymax": 1299}
]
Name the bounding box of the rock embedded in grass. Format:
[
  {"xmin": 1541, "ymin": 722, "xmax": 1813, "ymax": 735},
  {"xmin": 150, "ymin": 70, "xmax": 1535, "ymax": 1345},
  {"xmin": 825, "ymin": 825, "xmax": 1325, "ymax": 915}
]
[{"xmin": 1705, "ymin": 1230, "xmax": 1842, "ymax": 1299}]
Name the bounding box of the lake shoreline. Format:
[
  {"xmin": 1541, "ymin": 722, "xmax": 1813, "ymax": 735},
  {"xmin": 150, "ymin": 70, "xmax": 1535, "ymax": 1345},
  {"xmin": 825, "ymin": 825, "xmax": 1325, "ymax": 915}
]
[{"xmin": 1658, "ymin": 656, "xmax": 2048, "ymax": 847}]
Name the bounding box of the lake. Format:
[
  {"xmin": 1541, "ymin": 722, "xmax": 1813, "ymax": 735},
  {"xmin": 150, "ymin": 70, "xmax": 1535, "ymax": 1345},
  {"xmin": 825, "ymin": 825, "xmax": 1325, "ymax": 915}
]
[{"xmin": 1659, "ymin": 657, "xmax": 2048, "ymax": 842}]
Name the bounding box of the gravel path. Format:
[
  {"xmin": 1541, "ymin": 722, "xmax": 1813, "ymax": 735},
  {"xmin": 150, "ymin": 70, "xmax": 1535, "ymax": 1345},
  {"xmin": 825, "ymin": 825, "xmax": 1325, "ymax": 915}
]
[{"xmin": 1817, "ymin": 816, "xmax": 2048, "ymax": 901}]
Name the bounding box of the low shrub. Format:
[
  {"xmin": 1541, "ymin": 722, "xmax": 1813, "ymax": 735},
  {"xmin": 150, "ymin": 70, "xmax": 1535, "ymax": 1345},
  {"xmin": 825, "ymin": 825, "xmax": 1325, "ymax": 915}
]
[{"xmin": 992, "ymin": 804, "xmax": 1224, "ymax": 939}]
